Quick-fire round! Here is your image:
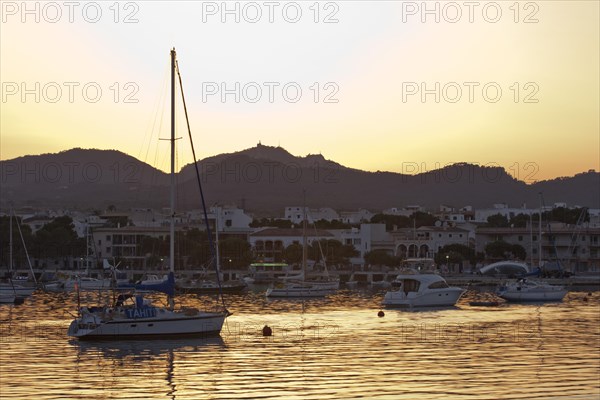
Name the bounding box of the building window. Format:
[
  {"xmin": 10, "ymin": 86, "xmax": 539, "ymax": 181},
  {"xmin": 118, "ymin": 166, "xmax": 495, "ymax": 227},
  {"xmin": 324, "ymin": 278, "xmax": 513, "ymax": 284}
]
[
  {"xmin": 98, "ymin": 239, "xmax": 102, "ymax": 245},
  {"xmin": 226, "ymin": 219, "xmax": 232, "ymax": 227},
  {"xmin": 106, "ymin": 247, "xmax": 111, "ymax": 254},
  {"xmin": 449, "ymin": 234, "xmax": 453, "ymax": 238},
  {"xmin": 106, "ymin": 235, "xmax": 111, "ymax": 241},
  {"xmin": 459, "ymin": 234, "xmax": 463, "ymax": 238},
  {"xmin": 518, "ymin": 235, "xmax": 523, "ymax": 241},
  {"xmin": 533, "ymin": 235, "xmax": 537, "ymax": 241},
  {"xmin": 438, "ymin": 234, "xmax": 442, "ymax": 238}
]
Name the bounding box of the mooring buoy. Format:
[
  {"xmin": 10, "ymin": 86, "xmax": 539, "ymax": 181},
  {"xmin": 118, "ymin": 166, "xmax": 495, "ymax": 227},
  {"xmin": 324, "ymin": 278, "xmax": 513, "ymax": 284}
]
[{"xmin": 262, "ymin": 325, "xmax": 272, "ymax": 336}]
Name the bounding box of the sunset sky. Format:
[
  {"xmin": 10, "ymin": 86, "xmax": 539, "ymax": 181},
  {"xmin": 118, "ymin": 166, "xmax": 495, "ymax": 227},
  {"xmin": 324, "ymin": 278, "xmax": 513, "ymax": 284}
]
[{"xmin": 1, "ymin": 1, "xmax": 598, "ymax": 182}]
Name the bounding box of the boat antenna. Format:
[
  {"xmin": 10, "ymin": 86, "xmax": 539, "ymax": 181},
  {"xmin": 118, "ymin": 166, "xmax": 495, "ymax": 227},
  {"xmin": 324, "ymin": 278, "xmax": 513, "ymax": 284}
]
[{"xmin": 175, "ymin": 55, "xmax": 226, "ymax": 309}]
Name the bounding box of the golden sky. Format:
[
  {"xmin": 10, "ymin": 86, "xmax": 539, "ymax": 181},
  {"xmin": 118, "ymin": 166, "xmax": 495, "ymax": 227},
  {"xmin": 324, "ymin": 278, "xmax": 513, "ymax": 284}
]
[{"xmin": 1, "ymin": 1, "xmax": 598, "ymax": 182}]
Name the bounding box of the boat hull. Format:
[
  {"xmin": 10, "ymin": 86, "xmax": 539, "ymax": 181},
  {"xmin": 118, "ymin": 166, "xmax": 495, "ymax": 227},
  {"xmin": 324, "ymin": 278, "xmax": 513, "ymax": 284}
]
[
  {"xmin": 383, "ymin": 288, "xmax": 465, "ymax": 307},
  {"xmin": 68, "ymin": 311, "xmax": 228, "ymax": 339},
  {"xmin": 498, "ymin": 290, "xmax": 567, "ymax": 302}
]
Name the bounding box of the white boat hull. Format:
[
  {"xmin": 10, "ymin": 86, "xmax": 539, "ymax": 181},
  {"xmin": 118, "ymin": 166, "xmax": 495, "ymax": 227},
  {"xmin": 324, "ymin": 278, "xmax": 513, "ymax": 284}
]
[
  {"xmin": 68, "ymin": 309, "xmax": 228, "ymax": 339},
  {"xmin": 497, "ymin": 280, "xmax": 568, "ymax": 302},
  {"xmin": 498, "ymin": 289, "xmax": 567, "ymax": 302},
  {"xmin": 383, "ymin": 287, "xmax": 465, "ymax": 307}
]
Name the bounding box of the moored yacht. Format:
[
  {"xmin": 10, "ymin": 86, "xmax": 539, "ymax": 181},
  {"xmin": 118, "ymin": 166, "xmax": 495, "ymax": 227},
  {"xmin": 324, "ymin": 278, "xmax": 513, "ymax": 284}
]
[
  {"xmin": 497, "ymin": 278, "xmax": 567, "ymax": 302},
  {"xmin": 383, "ymin": 269, "xmax": 465, "ymax": 307},
  {"xmin": 68, "ymin": 48, "xmax": 229, "ymax": 339}
]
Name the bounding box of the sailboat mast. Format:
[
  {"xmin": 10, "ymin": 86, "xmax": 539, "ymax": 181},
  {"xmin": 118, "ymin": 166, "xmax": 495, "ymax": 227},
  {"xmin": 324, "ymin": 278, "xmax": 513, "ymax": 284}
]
[
  {"xmin": 215, "ymin": 206, "xmax": 220, "ymax": 271},
  {"xmin": 538, "ymin": 192, "xmax": 542, "ymax": 267},
  {"xmin": 9, "ymin": 211, "xmax": 13, "ymax": 273},
  {"xmin": 302, "ymin": 190, "xmax": 307, "ymax": 275},
  {"xmin": 170, "ymin": 48, "xmax": 176, "ymax": 276}
]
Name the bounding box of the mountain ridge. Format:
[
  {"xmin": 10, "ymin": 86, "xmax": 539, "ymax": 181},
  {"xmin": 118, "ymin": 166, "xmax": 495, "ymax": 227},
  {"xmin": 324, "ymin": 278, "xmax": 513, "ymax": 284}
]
[{"xmin": 1, "ymin": 146, "xmax": 598, "ymax": 213}]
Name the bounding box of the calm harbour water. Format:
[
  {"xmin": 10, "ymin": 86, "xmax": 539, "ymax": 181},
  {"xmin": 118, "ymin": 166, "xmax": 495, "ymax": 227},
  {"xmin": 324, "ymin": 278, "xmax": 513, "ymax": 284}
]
[{"xmin": 1, "ymin": 289, "xmax": 599, "ymax": 399}]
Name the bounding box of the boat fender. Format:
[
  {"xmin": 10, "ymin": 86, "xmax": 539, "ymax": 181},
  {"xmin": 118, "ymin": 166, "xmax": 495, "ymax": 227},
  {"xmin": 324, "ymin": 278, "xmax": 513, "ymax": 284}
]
[
  {"xmin": 377, "ymin": 311, "xmax": 385, "ymax": 318},
  {"xmin": 262, "ymin": 325, "xmax": 272, "ymax": 336}
]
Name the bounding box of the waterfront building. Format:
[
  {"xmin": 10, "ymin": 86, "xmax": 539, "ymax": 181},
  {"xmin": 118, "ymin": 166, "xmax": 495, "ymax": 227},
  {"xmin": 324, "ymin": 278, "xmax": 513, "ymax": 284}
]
[{"xmin": 475, "ymin": 223, "xmax": 600, "ymax": 272}]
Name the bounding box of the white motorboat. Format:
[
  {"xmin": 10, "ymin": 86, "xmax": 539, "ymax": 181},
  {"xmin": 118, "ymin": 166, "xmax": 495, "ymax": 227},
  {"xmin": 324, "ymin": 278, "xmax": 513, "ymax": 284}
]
[
  {"xmin": 383, "ymin": 270, "xmax": 465, "ymax": 307},
  {"xmin": 68, "ymin": 49, "xmax": 229, "ymax": 339},
  {"xmin": 497, "ymin": 278, "xmax": 567, "ymax": 302}
]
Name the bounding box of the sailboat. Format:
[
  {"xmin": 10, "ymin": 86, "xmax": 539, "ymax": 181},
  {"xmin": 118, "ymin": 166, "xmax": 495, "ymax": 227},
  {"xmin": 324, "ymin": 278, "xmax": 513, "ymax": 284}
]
[
  {"xmin": 0, "ymin": 211, "xmax": 37, "ymax": 300},
  {"xmin": 266, "ymin": 192, "xmax": 337, "ymax": 298},
  {"xmin": 496, "ymin": 194, "xmax": 568, "ymax": 303},
  {"xmin": 177, "ymin": 207, "xmax": 247, "ymax": 294},
  {"xmin": 68, "ymin": 49, "xmax": 230, "ymax": 339}
]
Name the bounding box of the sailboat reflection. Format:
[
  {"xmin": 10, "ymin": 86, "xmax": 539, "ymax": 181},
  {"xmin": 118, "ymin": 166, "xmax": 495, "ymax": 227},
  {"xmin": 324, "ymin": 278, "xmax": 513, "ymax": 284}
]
[
  {"xmin": 71, "ymin": 337, "xmax": 226, "ymax": 399},
  {"xmin": 71, "ymin": 336, "xmax": 226, "ymax": 360}
]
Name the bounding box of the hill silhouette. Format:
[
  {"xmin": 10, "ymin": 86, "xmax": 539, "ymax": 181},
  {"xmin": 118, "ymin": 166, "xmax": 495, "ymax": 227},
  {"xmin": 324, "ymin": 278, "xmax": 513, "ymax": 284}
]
[{"xmin": 1, "ymin": 145, "xmax": 598, "ymax": 213}]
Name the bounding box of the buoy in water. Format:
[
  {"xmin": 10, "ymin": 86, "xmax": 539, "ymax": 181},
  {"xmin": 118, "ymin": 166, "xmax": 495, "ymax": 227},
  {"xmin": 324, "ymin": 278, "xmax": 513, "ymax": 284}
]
[
  {"xmin": 378, "ymin": 310, "xmax": 385, "ymax": 318},
  {"xmin": 262, "ymin": 325, "xmax": 272, "ymax": 336}
]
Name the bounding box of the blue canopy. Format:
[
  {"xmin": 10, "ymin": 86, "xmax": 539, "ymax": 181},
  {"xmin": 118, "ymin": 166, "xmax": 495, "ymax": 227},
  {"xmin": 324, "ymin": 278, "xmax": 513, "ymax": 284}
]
[{"xmin": 119, "ymin": 272, "xmax": 175, "ymax": 297}]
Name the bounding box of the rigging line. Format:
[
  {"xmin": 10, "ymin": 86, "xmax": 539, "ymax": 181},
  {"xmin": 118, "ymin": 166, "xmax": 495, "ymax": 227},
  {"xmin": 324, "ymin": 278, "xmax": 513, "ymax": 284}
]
[
  {"xmin": 175, "ymin": 60, "xmax": 226, "ymax": 310},
  {"xmin": 311, "ymin": 218, "xmax": 329, "ymax": 278},
  {"xmin": 13, "ymin": 211, "xmax": 37, "ymax": 286}
]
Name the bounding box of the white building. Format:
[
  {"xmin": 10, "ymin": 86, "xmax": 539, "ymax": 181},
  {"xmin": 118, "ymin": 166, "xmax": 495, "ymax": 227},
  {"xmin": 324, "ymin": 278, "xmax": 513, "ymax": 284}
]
[
  {"xmin": 328, "ymin": 223, "xmax": 392, "ymax": 266},
  {"xmin": 339, "ymin": 209, "xmax": 374, "ymax": 224},
  {"xmin": 382, "ymin": 205, "xmax": 423, "ymax": 217},
  {"xmin": 284, "ymin": 206, "xmax": 340, "ymax": 223},
  {"xmin": 474, "ymin": 203, "xmax": 535, "ymax": 223},
  {"xmin": 185, "ymin": 206, "xmax": 252, "ymax": 231},
  {"xmin": 248, "ymin": 227, "xmax": 334, "ymax": 262},
  {"xmin": 390, "ymin": 224, "xmax": 470, "ymax": 259}
]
